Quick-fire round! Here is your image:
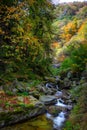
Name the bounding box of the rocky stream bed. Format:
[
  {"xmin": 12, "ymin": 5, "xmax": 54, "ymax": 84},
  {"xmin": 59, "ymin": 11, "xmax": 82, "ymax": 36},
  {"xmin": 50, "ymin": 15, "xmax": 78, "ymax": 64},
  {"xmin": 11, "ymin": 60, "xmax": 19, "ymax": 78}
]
[{"xmin": 0, "ymin": 73, "xmax": 80, "ymax": 130}]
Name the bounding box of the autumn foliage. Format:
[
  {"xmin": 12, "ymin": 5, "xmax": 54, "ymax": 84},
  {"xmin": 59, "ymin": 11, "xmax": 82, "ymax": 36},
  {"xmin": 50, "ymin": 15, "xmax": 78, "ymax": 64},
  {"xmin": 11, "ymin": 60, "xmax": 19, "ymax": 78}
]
[{"xmin": 0, "ymin": 0, "xmax": 53, "ymax": 84}]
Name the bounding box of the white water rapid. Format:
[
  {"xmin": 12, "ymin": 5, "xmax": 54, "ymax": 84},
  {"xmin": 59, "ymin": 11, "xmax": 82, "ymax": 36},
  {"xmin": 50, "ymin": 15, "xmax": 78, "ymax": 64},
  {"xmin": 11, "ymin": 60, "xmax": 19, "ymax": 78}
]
[{"xmin": 46, "ymin": 98, "xmax": 68, "ymax": 130}]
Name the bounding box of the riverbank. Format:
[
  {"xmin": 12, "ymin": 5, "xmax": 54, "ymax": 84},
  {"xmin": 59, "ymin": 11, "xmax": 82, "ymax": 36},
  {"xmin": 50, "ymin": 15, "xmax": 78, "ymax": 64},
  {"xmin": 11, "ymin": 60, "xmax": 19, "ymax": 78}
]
[
  {"xmin": 0, "ymin": 75, "xmax": 73, "ymax": 129},
  {"xmin": 0, "ymin": 69, "xmax": 87, "ymax": 130}
]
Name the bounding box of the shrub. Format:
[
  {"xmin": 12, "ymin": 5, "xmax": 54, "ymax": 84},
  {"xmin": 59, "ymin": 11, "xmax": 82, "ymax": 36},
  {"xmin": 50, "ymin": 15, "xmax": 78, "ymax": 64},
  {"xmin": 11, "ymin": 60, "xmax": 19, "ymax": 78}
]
[
  {"xmin": 60, "ymin": 58, "xmax": 73, "ymax": 72},
  {"xmin": 59, "ymin": 42, "xmax": 87, "ymax": 73},
  {"xmin": 70, "ymin": 42, "xmax": 87, "ymax": 72}
]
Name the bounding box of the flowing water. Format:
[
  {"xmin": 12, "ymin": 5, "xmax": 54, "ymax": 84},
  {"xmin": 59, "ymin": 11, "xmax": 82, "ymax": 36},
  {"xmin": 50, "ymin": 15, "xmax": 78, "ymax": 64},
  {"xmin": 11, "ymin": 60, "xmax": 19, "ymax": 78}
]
[
  {"xmin": 46, "ymin": 98, "xmax": 69, "ymax": 130},
  {"xmin": 46, "ymin": 111, "xmax": 66, "ymax": 130}
]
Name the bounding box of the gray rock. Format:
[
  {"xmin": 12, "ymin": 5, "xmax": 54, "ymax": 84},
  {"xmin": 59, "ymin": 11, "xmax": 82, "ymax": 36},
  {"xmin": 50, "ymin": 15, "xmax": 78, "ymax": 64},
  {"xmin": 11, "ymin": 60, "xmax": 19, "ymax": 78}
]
[
  {"xmin": 55, "ymin": 91, "xmax": 63, "ymax": 98},
  {"xmin": 62, "ymin": 90, "xmax": 71, "ymax": 100},
  {"xmin": 3, "ymin": 79, "xmax": 30, "ymax": 95},
  {"xmin": 36, "ymin": 84, "xmax": 46, "ymax": 93},
  {"xmin": 13, "ymin": 79, "xmax": 25, "ymax": 92},
  {"xmin": 36, "ymin": 84, "xmax": 57, "ymax": 95},
  {"xmin": 46, "ymin": 83, "xmax": 58, "ymax": 90},
  {"xmin": 60, "ymin": 78, "xmax": 72, "ymax": 89},
  {"xmin": 29, "ymin": 91, "xmax": 40, "ymax": 99},
  {"xmin": 39, "ymin": 95, "xmax": 57, "ymax": 105},
  {"xmin": 47, "ymin": 105, "xmax": 61, "ymax": 116}
]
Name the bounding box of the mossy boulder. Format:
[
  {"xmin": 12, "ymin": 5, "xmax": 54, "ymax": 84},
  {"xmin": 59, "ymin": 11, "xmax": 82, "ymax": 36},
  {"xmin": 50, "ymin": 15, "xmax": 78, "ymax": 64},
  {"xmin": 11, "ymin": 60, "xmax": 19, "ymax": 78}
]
[
  {"xmin": 3, "ymin": 79, "xmax": 31, "ymax": 95},
  {"xmin": 44, "ymin": 77, "xmax": 56, "ymax": 83},
  {"xmin": 0, "ymin": 94, "xmax": 46, "ymax": 128},
  {"xmin": 47, "ymin": 105, "xmax": 61, "ymax": 116}
]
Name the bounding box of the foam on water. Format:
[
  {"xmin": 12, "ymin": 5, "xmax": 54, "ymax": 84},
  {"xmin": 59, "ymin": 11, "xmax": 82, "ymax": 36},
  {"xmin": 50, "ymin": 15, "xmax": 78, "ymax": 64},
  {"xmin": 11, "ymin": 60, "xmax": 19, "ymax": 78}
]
[
  {"xmin": 46, "ymin": 113, "xmax": 53, "ymax": 119},
  {"xmin": 53, "ymin": 112, "xmax": 66, "ymax": 128},
  {"xmin": 56, "ymin": 99, "xmax": 72, "ymax": 110},
  {"xmin": 46, "ymin": 99, "xmax": 68, "ymax": 129},
  {"xmin": 55, "ymin": 99, "xmax": 67, "ymax": 108},
  {"xmin": 46, "ymin": 111, "xmax": 66, "ymax": 129},
  {"xmin": 46, "ymin": 94, "xmax": 72, "ymax": 129}
]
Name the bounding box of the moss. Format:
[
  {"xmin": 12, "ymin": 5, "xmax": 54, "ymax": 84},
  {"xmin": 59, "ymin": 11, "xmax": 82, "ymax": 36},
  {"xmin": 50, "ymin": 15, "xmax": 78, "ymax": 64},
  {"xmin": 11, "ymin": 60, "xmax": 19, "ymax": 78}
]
[
  {"xmin": 64, "ymin": 82, "xmax": 87, "ymax": 130},
  {"xmin": 0, "ymin": 112, "xmax": 13, "ymax": 121}
]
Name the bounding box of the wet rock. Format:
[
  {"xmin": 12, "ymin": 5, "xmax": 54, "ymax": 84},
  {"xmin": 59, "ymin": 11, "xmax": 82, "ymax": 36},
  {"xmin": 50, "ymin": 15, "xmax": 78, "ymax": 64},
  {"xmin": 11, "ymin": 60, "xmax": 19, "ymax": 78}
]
[
  {"xmin": 55, "ymin": 99, "xmax": 72, "ymax": 111},
  {"xmin": 29, "ymin": 91, "xmax": 40, "ymax": 99},
  {"xmin": 62, "ymin": 90, "xmax": 71, "ymax": 100},
  {"xmin": 36, "ymin": 84, "xmax": 57, "ymax": 95},
  {"xmin": 39, "ymin": 95, "xmax": 57, "ymax": 105},
  {"xmin": 45, "ymin": 87, "xmax": 57, "ymax": 95},
  {"xmin": 64, "ymin": 78, "xmax": 72, "ymax": 89},
  {"xmin": 36, "ymin": 84, "xmax": 46, "ymax": 93},
  {"xmin": 46, "ymin": 83, "xmax": 53, "ymax": 88},
  {"xmin": 50, "ymin": 88, "xmax": 58, "ymax": 94},
  {"xmin": 67, "ymin": 105, "xmax": 73, "ymax": 110},
  {"xmin": 55, "ymin": 91, "xmax": 63, "ymax": 98},
  {"xmin": 46, "ymin": 83, "xmax": 58, "ymax": 90},
  {"xmin": 60, "ymin": 78, "xmax": 72, "ymax": 89},
  {"xmin": 47, "ymin": 106, "xmax": 61, "ymax": 116},
  {"xmin": 55, "ymin": 76, "xmax": 61, "ymax": 83},
  {"xmin": 65, "ymin": 99, "xmax": 73, "ymax": 105},
  {"xmin": 46, "ymin": 89, "xmax": 53, "ymax": 95}
]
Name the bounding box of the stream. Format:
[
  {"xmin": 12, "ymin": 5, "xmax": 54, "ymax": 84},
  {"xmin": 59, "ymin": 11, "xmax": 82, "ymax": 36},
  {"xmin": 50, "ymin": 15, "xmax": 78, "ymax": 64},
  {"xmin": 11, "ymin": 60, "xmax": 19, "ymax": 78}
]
[{"xmin": 46, "ymin": 98, "xmax": 71, "ymax": 130}]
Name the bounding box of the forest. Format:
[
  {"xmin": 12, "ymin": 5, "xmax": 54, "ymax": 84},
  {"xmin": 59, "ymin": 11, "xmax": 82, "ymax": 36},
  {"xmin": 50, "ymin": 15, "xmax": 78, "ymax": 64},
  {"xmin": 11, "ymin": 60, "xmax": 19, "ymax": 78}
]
[{"xmin": 0, "ymin": 0, "xmax": 87, "ymax": 130}]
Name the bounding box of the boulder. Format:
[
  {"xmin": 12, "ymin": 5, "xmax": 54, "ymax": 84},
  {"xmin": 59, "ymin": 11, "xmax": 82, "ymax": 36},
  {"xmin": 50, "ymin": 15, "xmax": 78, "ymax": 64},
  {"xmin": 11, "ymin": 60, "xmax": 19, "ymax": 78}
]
[
  {"xmin": 29, "ymin": 91, "xmax": 40, "ymax": 99},
  {"xmin": 55, "ymin": 99, "xmax": 72, "ymax": 111},
  {"xmin": 55, "ymin": 91, "xmax": 63, "ymax": 98},
  {"xmin": 3, "ymin": 79, "xmax": 30, "ymax": 95},
  {"xmin": 46, "ymin": 83, "xmax": 58, "ymax": 90},
  {"xmin": 47, "ymin": 105, "xmax": 61, "ymax": 116},
  {"xmin": 39, "ymin": 95, "xmax": 57, "ymax": 105},
  {"xmin": 36, "ymin": 84, "xmax": 47, "ymax": 93},
  {"xmin": 36, "ymin": 84, "xmax": 57, "ymax": 95},
  {"xmin": 62, "ymin": 90, "xmax": 71, "ymax": 100},
  {"xmin": 59, "ymin": 78, "xmax": 72, "ymax": 89},
  {"xmin": 0, "ymin": 95, "xmax": 46, "ymax": 128}
]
